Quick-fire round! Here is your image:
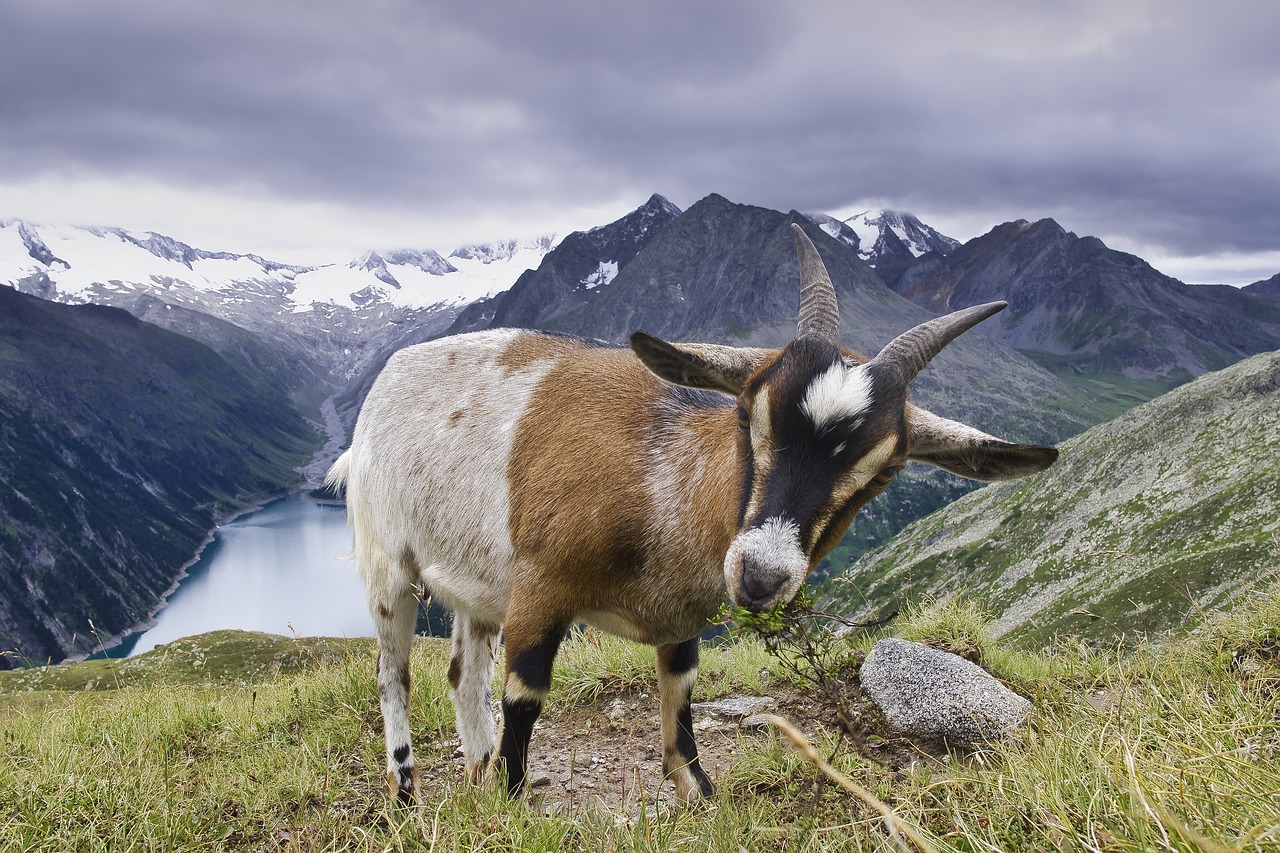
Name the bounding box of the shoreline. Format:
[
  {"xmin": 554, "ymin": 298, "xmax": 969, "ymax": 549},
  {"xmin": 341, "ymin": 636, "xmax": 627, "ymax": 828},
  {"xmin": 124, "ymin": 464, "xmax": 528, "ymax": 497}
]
[
  {"xmin": 73, "ymin": 394, "xmax": 350, "ymax": 663},
  {"xmin": 72, "ymin": 489, "xmax": 297, "ymax": 662}
]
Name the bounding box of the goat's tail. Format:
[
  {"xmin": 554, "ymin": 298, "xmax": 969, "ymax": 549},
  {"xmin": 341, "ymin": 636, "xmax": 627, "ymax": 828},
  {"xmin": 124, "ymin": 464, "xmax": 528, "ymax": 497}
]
[
  {"xmin": 325, "ymin": 450, "xmax": 356, "ymax": 562},
  {"xmin": 324, "ymin": 449, "xmax": 352, "ymax": 497}
]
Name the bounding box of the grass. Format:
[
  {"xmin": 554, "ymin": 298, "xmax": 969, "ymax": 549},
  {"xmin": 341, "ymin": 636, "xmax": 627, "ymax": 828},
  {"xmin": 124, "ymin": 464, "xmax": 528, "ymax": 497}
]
[{"xmin": 1, "ymin": 592, "xmax": 1278, "ymax": 851}]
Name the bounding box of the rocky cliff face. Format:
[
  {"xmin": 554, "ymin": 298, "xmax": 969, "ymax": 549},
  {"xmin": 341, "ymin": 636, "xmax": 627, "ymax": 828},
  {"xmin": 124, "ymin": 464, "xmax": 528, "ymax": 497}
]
[
  {"xmin": 0, "ymin": 288, "xmax": 318, "ymax": 667},
  {"xmin": 891, "ymin": 219, "xmax": 1280, "ymax": 380},
  {"xmin": 447, "ymin": 193, "xmax": 682, "ymax": 336},
  {"xmin": 830, "ymin": 349, "xmax": 1280, "ymax": 645}
]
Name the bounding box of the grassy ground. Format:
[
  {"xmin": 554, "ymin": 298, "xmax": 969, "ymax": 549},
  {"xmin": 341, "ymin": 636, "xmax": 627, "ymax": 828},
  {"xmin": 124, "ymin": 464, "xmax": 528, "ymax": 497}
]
[{"xmin": 1, "ymin": 591, "xmax": 1277, "ymax": 852}]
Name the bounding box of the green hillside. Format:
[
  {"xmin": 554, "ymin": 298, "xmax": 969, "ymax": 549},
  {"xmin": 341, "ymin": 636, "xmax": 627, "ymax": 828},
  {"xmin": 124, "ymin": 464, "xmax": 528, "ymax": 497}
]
[
  {"xmin": 1, "ymin": 594, "xmax": 1277, "ymax": 851},
  {"xmin": 0, "ymin": 287, "xmax": 319, "ymax": 667},
  {"xmin": 829, "ymin": 350, "xmax": 1280, "ymax": 646}
]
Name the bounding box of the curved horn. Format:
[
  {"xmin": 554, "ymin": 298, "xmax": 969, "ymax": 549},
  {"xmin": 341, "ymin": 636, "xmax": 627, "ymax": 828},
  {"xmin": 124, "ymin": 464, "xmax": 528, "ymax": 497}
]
[
  {"xmin": 873, "ymin": 301, "xmax": 1007, "ymax": 386},
  {"xmin": 791, "ymin": 223, "xmax": 840, "ymax": 345}
]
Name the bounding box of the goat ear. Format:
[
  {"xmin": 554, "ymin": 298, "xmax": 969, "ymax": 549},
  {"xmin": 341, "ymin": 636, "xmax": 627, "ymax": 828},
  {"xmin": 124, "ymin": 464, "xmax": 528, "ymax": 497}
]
[
  {"xmin": 906, "ymin": 404, "xmax": 1059, "ymax": 481},
  {"xmin": 630, "ymin": 332, "xmax": 773, "ymax": 395}
]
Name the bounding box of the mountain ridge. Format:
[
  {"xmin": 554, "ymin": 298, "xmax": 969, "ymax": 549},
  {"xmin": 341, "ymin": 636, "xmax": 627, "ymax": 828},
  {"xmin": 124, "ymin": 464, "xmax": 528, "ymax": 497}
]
[
  {"xmin": 889, "ymin": 218, "xmax": 1280, "ymax": 381},
  {"xmin": 0, "ymin": 287, "xmax": 318, "ymax": 667},
  {"xmin": 829, "ymin": 348, "xmax": 1280, "ymax": 644}
]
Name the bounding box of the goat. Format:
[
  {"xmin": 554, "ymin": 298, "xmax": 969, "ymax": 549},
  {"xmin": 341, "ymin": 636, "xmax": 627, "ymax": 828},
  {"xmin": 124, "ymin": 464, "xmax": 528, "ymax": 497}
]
[{"xmin": 325, "ymin": 223, "xmax": 1058, "ymax": 803}]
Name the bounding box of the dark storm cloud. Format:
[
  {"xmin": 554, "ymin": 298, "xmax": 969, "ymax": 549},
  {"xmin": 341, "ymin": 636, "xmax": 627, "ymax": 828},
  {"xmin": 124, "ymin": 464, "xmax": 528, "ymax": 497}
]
[{"xmin": 2, "ymin": 0, "xmax": 1277, "ymax": 260}]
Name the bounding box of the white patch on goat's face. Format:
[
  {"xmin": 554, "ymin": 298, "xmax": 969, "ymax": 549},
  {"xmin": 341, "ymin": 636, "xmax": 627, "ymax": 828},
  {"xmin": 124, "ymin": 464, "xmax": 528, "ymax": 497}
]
[
  {"xmin": 800, "ymin": 361, "xmax": 873, "ymax": 432},
  {"xmin": 723, "ymin": 515, "xmax": 808, "ymax": 610}
]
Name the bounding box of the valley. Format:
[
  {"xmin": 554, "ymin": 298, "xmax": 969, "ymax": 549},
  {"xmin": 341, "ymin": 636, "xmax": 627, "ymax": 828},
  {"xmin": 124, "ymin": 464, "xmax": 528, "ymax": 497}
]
[{"xmin": 3, "ymin": 194, "xmax": 1279, "ymax": 667}]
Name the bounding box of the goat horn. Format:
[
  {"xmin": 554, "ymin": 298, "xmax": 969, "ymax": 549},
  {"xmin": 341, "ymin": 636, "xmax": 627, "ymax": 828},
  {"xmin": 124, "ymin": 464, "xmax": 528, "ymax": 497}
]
[
  {"xmin": 873, "ymin": 301, "xmax": 1007, "ymax": 386},
  {"xmin": 792, "ymin": 223, "xmax": 840, "ymax": 345}
]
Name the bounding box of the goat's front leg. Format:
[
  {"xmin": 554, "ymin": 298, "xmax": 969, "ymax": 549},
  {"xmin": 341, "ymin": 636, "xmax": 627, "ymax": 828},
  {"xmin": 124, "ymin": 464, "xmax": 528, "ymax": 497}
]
[
  {"xmin": 658, "ymin": 637, "xmax": 714, "ymax": 801},
  {"xmin": 497, "ymin": 615, "xmax": 567, "ymax": 795}
]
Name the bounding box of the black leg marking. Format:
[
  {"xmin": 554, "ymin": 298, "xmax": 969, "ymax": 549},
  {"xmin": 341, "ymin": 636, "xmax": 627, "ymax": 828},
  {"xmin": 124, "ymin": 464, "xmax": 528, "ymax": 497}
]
[
  {"xmin": 666, "ymin": 636, "xmax": 700, "ymax": 676},
  {"xmin": 498, "ymin": 622, "xmax": 566, "ymax": 796},
  {"xmin": 659, "ymin": 638, "xmax": 714, "ymax": 800},
  {"xmin": 395, "ymin": 766, "xmax": 416, "ymax": 805},
  {"xmin": 392, "ymin": 744, "xmax": 410, "ymax": 764},
  {"xmin": 674, "ymin": 701, "xmax": 714, "ymax": 797},
  {"xmin": 499, "ymin": 697, "xmax": 542, "ymax": 795},
  {"xmin": 507, "ymin": 624, "xmax": 565, "ymax": 693},
  {"xmin": 447, "ymin": 654, "xmax": 462, "ymax": 690}
]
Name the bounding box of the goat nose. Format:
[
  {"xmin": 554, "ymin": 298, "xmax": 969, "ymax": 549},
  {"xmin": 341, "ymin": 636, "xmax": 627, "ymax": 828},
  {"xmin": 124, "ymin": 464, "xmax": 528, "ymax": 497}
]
[{"xmin": 738, "ymin": 556, "xmax": 786, "ymax": 611}]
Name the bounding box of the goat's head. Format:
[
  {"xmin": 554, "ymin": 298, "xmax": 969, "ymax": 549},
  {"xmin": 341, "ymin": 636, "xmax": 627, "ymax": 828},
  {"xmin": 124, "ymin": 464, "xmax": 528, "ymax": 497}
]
[{"xmin": 632, "ymin": 223, "xmax": 1058, "ymax": 611}]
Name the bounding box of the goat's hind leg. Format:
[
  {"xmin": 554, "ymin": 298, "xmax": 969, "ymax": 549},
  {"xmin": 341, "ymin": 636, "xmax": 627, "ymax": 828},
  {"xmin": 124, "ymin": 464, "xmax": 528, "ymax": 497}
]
[
  {"xmin": 367, "ymin": 565, "xmax": 421, "ymax": 804},
  {"xmin": 448, "ymin": 611, "xmax": 499, "ymax": 784}
]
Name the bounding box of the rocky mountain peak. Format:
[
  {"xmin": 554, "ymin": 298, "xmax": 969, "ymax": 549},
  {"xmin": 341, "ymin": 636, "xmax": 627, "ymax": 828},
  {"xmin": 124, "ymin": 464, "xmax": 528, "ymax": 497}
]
[
  {"xmin": 349, "ymin": 251, "xmax": 400, "ymax": 288},
  {"xmin": 381, "ymin": 248, "xmax": 456, "ymax": 276},
  {"xmin": 446, "ymin": 195, "xmax": 682, "ymax": 335},
  {"xmin": 1243, "ymin": 271, "xmax": 1280, "ymax": 299}
]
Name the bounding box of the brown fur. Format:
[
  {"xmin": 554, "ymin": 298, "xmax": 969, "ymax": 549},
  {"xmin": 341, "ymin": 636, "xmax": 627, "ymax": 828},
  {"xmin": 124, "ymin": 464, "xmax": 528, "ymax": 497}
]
[{"xmin": 502, "ymin": 348, "xmax": 746, "ymax": 647}]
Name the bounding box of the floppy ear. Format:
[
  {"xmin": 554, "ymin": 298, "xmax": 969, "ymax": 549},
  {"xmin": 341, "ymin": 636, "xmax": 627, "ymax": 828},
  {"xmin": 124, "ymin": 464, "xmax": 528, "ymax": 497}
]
[
  {"xmin": 630, "ymin": 331, "xmax": 775, "ymax": 395},
  {"xmin": 906, "ymin": 404, "xmax": 1059, "ymax": 481}
]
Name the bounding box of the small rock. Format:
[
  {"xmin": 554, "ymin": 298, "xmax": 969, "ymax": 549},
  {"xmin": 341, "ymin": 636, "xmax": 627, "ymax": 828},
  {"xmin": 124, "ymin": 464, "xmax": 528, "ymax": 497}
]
[
  {"xmin": 693, "ymin": 716, "xmax": 733, "ymax": 733},
  {"xmin": 530, "ymin": 774, "xmax": 552, "ymax": 788},
  {"xmin": 860, "ymin": 638, "xmax": 1030, "ymax": 744},
  {"xmin": 741, "ymin": 713, "xmax": 774, "ymax": 730}
]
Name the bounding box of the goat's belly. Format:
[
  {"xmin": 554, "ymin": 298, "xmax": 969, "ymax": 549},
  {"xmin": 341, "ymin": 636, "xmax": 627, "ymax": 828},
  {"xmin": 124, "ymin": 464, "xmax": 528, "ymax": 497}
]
[
  {"xmin": 580, "ymin": 585, "xmax": 729, "ymax": 647},
  {"xmin": 419, "ymin": 557, "xmax": 511, "ymax": 627}
]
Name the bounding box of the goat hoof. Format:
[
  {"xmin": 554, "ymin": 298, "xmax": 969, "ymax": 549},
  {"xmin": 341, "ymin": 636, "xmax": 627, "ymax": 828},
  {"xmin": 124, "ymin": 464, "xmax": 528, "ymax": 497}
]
[{"xmin": 388, "ymin": 769, "xmax": 419, "ymax": 806}]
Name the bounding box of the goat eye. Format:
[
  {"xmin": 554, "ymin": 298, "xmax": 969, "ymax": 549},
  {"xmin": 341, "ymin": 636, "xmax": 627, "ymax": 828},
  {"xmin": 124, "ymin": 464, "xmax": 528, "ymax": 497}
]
[
  {"xmin": 872, "ymin": 466, "xmax": 903, "ymax": 487},
  {"xmin": 736, "ymin": 407, "xmax": 751, "ymax": 431}
]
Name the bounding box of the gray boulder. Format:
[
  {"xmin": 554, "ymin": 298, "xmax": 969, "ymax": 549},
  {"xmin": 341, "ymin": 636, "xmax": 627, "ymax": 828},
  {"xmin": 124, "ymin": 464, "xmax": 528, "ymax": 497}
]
[{"xmin": 860, "ymin": 638, "xmax": 1031, "ymax": 743}]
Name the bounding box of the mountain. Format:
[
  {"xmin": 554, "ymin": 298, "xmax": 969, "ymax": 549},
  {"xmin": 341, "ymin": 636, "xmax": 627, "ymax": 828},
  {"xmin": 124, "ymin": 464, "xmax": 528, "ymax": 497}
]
[
  {"xmin": 1244, "ymin": 272, "xmax": 1280, "ymax": 300},
  {"xmin": 888, "ymin": 218, "xmax": 1280, "ymax": 385},
  {"xmin": 0, "ymin": 287, "xmax": 318, "ymax": 667},
  {"xmin": 828, "ymin": 348, "xmax": 1280, "ymax": 646},
  {"xmin": 448, "ymin": 194, "xmax": 682, "ymax": 335},
  {"xmin": 450, "ymin": 193, "xmax": 1093, "ymax": 567},
  {"xmin": 0, "ymin": 219, "xmax": 550, "ymax": 317},
  {"xmin": 0, "ymin": 219, "xmax": 559, "ymax": 410},
  {"xmin": 6, "ymin": 194, "xmax": 1270, "ymax": 663},
  {"xmin": 462, "ymin": 194, "xmax": 1084, "ymax": 437},
  {"xmin": 806, "ymin": 210, "xmax": 960, "ymax": 288}
]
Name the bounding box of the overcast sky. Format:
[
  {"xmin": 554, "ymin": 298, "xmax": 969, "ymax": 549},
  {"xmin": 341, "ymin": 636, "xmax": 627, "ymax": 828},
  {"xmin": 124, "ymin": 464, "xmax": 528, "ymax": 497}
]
[{"xmin": 2, "ymin": 0, "xmax": 1277, "ymax": 284}]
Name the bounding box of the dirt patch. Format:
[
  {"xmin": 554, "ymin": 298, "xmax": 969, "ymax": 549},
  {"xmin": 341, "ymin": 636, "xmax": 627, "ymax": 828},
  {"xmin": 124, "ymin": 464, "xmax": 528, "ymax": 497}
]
[{"xmin": 413, "ymin": 677, "xmax": 951, "ymax": 818}]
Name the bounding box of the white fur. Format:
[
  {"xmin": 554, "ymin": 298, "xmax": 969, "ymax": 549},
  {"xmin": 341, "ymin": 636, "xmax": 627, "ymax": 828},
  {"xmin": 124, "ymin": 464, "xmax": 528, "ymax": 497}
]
[
  {"xmin": 722, "ymin": 515, "xmax": 808, "ymax": 608},
  {"xmin": 800, "ymin": 361, "xmax": 873, "ymax": 432},
  {"xmin": 335, "ymin": 329, "xmax": 554, "ymax": 791},
  {"xmin": 346, "ymin": 328, "xmax": 553, "ymax": 625},
  {"xmin": 449, "ymin": 612, "xmax": 498, "ymax": 781}
]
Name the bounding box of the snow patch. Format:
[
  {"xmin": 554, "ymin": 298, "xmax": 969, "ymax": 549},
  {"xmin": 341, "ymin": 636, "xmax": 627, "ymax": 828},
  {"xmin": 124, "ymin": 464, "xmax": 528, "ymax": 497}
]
[{"xmin": 582, "ymin": 260, "xmax": 618, "ymax": 290}]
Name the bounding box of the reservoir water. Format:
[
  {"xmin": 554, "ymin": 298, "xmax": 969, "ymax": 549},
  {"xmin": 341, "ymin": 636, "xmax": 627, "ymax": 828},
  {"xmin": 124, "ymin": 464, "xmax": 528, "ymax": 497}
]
[{"xmin": 114, "ymin": 494, "xmax": 375, "ymax": 656}]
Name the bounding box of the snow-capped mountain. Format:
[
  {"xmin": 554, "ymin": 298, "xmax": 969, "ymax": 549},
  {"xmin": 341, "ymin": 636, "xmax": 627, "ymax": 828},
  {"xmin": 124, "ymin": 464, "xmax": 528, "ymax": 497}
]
[
  {"xmin": 846, "ymin": 210, "xmax": 959, "ymax": 259},
  {"xmin": 807, "ymin": 210, "xmax": 958, "ymax": 267},
  {"xmin": 0, "ymin": 218, "xmax": 562, "ymax": 393},
  {"xmin": 0, "ymin": 219, "xmax": 558, "ymax": 315}
]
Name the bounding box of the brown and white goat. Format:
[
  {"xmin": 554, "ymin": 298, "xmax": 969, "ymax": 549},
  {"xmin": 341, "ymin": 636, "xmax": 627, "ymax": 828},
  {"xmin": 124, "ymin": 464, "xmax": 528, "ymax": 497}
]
[{"xmin": 326, "ymin": 223, "xmax": 1058, "ymax": 803}]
